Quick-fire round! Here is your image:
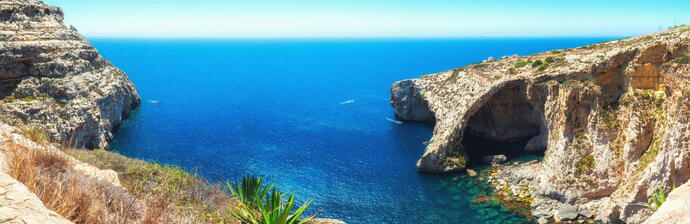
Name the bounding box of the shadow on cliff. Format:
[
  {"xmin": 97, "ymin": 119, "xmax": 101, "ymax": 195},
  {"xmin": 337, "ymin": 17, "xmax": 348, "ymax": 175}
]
[
  {"xmin": 461, "ymin": 81, "xmax": 547, "ymax": 167},
  {"xmin": 462, "ymin": 131, "xmax": 544, "ymax": 168}
]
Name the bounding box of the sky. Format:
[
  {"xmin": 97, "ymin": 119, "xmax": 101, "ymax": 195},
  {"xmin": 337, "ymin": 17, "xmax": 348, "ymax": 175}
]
[{"xmin": 44, "ymin": 0, "xmax": 690, "ymax": 38}]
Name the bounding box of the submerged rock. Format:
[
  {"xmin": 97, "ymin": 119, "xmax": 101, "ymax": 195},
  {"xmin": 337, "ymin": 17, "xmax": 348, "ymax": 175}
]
[
  {"xmin": 466, "ymin": 168, "xmax": 478, "ymax": 177},
  {"xmin": 482, "ymin": 154, "xmax": 508, "ymax": 164}
]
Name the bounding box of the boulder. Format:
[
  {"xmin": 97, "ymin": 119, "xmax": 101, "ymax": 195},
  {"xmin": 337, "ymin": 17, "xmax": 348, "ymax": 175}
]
[
  {"xmin": 554, "ymin": 205, "xmax": 579, "ymax": 221},
  {"xmin": 482, "ymin": 154, "xmax": 508, "ymax": 164},
  {"xmin": 309, "ymin": 218, "xmax": 348, "ymax": 224},
  {"xmin": 466, "ymin": 169, "xmax": 478, "ymax": 177}
]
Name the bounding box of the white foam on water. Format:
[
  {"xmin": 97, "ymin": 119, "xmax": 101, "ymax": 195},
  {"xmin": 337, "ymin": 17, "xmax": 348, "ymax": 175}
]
[
  {"xmin": 337, "ymin": 99, "xmax": 356, "ymax": 105},
  {"xmin": 386, "ymin": 118, "xmax": 403, "ymax": 124}
]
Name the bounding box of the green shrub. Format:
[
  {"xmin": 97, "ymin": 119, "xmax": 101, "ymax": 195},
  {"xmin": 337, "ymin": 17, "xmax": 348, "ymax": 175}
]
[
  {"xmin": 537, "ymin": 64, "xmax": 548, "ymax": 71},
  {"xmin": 575, "ymin": 154, "xmax": 594, "ymax": 177},
  {"xmin": 550, "ymin": 50, "xmax": 562, "ymax": 54},
  {"xmin": 18, "ymin": 96, "xmax": 37, "ymax": 102},
  {"xmin": 228, "ymin": 176, "xmax": 315, "ymax": 224},
  {"xmin": 580, "ymin": 45, "xmax": 595, "ymax": 50},
  {"xmin": 531, "ymin": 60, "xmax": 543, "ymax": 68},
  {"xmin": 672, "ymin": 56, "xmax": 690, "ymax": 64},
  {"xmin": 2, "ymin": 96, "xmax": 16, "ymax": 103},
  {"xmin": 545, "ymin": 57, "xmax": 555, "ymax": 63},
  {"xmin": 515, "ymin": 61, "xmax": 529, "ymax": 68},
  {"xmin": 515, "ymin": 59, "xmax": 534, "ymax": 68}
]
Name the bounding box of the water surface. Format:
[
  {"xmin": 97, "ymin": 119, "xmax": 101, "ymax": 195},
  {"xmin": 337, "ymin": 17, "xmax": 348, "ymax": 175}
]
[{"xmin": 95, "ymin": 37, "xmax": 614, "ymax": 224}]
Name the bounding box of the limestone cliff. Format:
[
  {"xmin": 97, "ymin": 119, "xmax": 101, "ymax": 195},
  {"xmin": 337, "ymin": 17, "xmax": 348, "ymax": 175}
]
[
  {"xmin": 391, "ymin": 27, "xmax": 690, "ymax": 223},
  {"xmin": 0, "ymin": 0, "xmax": 141, "ymax": 222},
  {"xmin": 0, "ymin": 0, "xmax": 140, "ymax": 149}
]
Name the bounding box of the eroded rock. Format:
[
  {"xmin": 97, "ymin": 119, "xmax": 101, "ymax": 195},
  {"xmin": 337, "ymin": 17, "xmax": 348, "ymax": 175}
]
[{"xmin": 391, "ymin": 26, "xmax": 690, "ymax": 223}]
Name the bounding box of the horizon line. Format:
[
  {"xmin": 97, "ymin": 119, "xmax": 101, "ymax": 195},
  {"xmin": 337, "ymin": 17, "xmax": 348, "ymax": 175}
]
[{"xmin": 84, "ymin": 35, "xmax": 628, "ymax": 39}]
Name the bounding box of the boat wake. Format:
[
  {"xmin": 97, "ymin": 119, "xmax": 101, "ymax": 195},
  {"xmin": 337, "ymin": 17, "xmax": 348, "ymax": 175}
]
[
  {"xmin": 337, "ymin": 99, "xmax": 355, "ymax": 105},
  {"xmin": 386, "ymin": 118, "xmax": 403, "ymax": 125}
]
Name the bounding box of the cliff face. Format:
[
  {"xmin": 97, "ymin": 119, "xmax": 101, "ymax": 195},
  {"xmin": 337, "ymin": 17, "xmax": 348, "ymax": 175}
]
[
  {"xmin": 0, "ymin": 0, "xmax": 140, "ymax": 149},
  {"xmin": 391, "ymin": 27, "xmax": 690, "ymax": 223},
  {"xmin": 0, "ymin": 1, "xmax": 141, "ymax": 221}
]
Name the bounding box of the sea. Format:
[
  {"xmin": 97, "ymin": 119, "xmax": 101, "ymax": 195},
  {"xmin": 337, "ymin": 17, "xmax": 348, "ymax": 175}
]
[{"xmin": 91, "ymin": 37, "xmax": 615, "ymax": 224}]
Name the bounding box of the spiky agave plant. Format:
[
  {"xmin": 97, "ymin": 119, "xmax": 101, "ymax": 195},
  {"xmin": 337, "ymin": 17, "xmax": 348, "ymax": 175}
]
[
  {"xmin": 257, "ymin": 190, "xmax": 314, "ymax": 224},
  {"xmin": 228, "ymin": 177, "xmax": 315, "ymax": 224},
  {"xmin": 645, "ymin": 186, "xmax": 668, "ymax": 211},
  {"xmin": 227, "ymin": 176, "xmax": 274, "ymax": 209}
]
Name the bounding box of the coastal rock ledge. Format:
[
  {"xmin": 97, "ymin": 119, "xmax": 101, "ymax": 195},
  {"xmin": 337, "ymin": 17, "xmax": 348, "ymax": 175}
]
[
  {"xmin": 391, "ymin": 27, "xmax": 690, "ymax": 223},
  {"xmin": 0, "ymin": 0, "xmax": 140, "ymax": 149}
]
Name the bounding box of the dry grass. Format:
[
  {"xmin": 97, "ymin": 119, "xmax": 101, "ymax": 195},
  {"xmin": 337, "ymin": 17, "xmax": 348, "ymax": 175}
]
[
  {"xmin": 5, "ymin": 142, "xmax": 171, "ymax": 224},
  {"xmin": 65, "ymin": 149, "xmax": 237, "ymax": 223}
]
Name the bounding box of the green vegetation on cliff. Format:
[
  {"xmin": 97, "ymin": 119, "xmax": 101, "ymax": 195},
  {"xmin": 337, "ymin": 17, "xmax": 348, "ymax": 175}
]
[{"xmin": 66, "ymin": 149, "xmax": 236, "ymax": 223}]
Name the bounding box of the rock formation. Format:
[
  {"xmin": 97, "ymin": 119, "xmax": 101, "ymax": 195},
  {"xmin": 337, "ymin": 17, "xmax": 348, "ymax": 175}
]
[
  {"xmin": 391, "ymin": 27, "xmax": 690, "ymax": 223},
  {"xmin": 0, "ymin": 0, "xmax": 140, "ymax": 222},
  {"xmin": 0, "ymin": 0, "xmax": 140, "ymax": 149}
]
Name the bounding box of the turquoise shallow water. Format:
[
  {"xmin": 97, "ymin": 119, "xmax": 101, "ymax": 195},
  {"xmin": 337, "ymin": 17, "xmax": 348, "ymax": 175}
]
[{"xmin": 93, "ymin": 38, "xmax": 614, "ymax": 224}]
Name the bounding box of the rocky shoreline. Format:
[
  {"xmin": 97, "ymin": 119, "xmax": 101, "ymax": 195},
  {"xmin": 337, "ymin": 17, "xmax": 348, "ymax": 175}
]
[{"xmin": 391, "ymin": 27, "xmax": 690, "ymax": 223}]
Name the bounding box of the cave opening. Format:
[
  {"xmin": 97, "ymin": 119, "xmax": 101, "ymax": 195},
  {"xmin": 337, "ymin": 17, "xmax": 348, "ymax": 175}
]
[
  {"xmin": 0, "ymin": 79, "xmax": 20, "ymax": 99},
  {"xmin": 461, "ymin": 82, "xmax": 546, "ymax": 167}
]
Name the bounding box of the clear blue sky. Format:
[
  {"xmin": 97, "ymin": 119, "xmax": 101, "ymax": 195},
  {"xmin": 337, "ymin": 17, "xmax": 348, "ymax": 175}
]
[{"xmin": 45, "ymin": 0, "xmax": 690, "ymax": 38}]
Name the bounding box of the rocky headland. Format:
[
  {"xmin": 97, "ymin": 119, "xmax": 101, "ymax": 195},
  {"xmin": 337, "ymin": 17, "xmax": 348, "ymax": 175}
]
[
  {"xmin": 0, "ymin": 0, "xmax": 147, "ymax": 222},
  {"xmin": 0, "ymin": 0, "xmax": 140, "ymax": 149},
  {"xmin": 391, "ymin": 27, "xmax": 690, "ymax": 223}
]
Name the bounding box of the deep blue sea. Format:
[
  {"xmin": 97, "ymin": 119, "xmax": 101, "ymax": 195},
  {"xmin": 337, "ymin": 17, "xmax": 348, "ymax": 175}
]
[{"xmin": 92, "ymin": 37, "xmax": 614, "ymax": 224}]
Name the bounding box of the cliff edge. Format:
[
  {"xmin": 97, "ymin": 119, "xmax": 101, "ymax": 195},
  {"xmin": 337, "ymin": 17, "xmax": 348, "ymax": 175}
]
[
  {"xmin": 391, "ymin": 27, "xmax": 690, "ymax": 223},
  {"xmin": 0, "ymin": 0, "xmax": 140, "ymax": 149}
]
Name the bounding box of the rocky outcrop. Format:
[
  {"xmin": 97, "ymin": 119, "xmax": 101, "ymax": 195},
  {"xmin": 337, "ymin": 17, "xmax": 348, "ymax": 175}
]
[
  {"xmin": 0, "ymin": 0, "xmax": 140, "ymax": 149},
  {"xmin": 0, "ymin": 172, "xmax": 72, "ymax": 224},
  {"xmin": 309, "ymin": 218, "xmax": 348, "ymax": 224},
  {"xmin": 391, "ymin": 26, "xmax": 690, "ymax": 223}
]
